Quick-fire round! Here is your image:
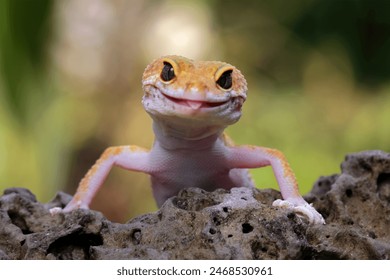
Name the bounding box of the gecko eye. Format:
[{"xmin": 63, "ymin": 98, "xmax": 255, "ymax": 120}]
[
  {"xmin": 161, "ymin": 61, "xmax": 175, "ymax": 82},
  {"xmin": 216, "ymin": 69, "xmax": 233, "ymax": 90}
]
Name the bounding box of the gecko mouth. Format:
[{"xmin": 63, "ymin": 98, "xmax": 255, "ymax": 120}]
[{"xmin": 161, "ymin": 92, "xmax": 230, "ymax": 110}]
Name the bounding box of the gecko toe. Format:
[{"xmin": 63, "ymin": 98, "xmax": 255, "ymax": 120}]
[
  {"xmin": 272, "ymin": 199, "xmax": 325, "ymax": 225},
  {"xmin": 49, "ymin": 207, "xmax": 63, "ymax": 215}
]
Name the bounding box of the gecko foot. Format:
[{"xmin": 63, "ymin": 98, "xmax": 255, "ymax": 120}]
[
  {"xmin": 49, "ymin": 200, "xmax": 89, "ymax": 215},
  {"xmin": 272, "ymin": 199, "xmax": 325, "ymax": 225},
  {"xmin": 49, "ymin": 207, "xmax": 64, "ymax": 215}
]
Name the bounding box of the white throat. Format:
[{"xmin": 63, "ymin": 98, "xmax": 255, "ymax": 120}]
[{"xmin": 151, "ymin": 117, "xmax": 225, "ymax": 150}]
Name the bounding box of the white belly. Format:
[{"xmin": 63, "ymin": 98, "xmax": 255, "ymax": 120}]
[{"xmin": 149, "ymin": 143, "xmax": 254, "ymax": 207}]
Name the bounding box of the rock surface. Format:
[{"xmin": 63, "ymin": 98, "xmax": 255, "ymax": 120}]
[{"xmin": 0, "ymin": 150, "xmax": 389, "ymax": 259}]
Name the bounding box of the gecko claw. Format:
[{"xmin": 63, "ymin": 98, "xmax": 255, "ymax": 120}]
[{"xmin": 272, "ymin": 199, "xmax": 325, "ymax": 225}]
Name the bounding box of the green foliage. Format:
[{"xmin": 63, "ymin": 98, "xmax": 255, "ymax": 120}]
[
  {"xmin": 0, "ymin": 0, "xmax": 62, "ymax": 201},
  {"xmin": 212, "ymin": 0, "xmax": 390, "ymax": 87},
  {"xmin": 292, "ymin": 1, "xmax": 390, "ymax": 85},
  {"xmin": 0, "ymin": 0, "xmax": 53, "ymax": 123}
]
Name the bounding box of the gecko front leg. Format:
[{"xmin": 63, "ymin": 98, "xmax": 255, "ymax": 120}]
[
  {"xmin": 50, "ymin": 145, "xmax": 151, "ymax": 214},
  {"xmin": 228, "ymin": 145, "xmax": 325, "ymax": 224}
]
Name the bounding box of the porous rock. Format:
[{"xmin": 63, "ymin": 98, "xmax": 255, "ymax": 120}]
[{"xmin": 0, "ymin": 150, "xmax": 389, "ymax": 259}]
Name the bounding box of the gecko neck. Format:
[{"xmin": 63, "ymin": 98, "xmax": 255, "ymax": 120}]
[{"xmin": 151, "ymin": 117, "xmax": 225, "ymax": 150}]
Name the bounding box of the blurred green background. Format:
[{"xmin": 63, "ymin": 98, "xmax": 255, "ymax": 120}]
[{"xmin": 0, "ymin": 0, "xmax": 389, "ymax": 222}]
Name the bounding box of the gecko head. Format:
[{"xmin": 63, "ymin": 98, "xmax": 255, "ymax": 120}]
[{"xmin": 141, "ymin": 55, "xmax": 247, "ymax": 129}]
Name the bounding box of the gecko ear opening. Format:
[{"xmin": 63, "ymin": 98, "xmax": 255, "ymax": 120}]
[
  {"xmin": 160, "ymin": 61, "xmax": 176, "ymax": 82},
  {"xmin": 216, "ymin": 69, "xmax": 233, "ymax": 90}
]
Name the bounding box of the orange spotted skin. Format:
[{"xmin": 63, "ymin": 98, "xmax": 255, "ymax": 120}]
[
  {"xmin": 249, "ymin": 146, "xmax": 299, "ymax": 196},
  {"xmin": 142, "ymin": 56, "xmax": 247, "ymax": 100},
  {"xmin": 52, "ymin": 55, "xmax": 325, "ymax": 224},
  {"xmin": 73, "ymin": 146, "xmax": 148, "ymax": 201}
]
